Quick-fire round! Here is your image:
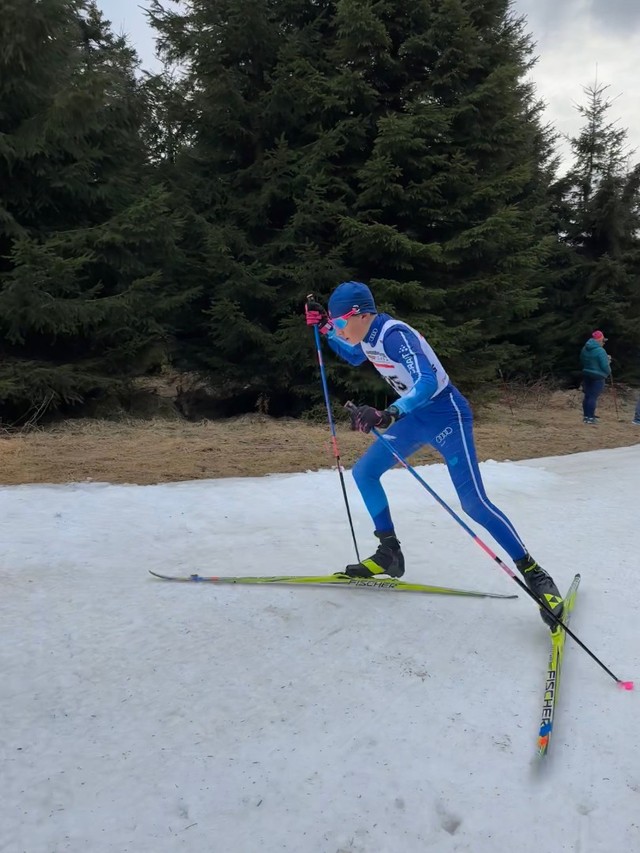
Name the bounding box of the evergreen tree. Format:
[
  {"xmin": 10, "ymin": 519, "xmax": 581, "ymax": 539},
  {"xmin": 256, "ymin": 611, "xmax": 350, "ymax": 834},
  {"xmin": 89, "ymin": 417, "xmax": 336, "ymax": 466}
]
[
  {"xmin": 334, "ymin": 0, "xmax": 558, "ymax": 387},
  {"xmin": 150, "ymin": 0, "xmax": 557, "ymax": 414},
  {"xmin": 140, "ymin": 70, "xmax": 196, "ymax": 169},
  {"xmin": 547, "ymin": 83, "xmax": 640, "ymax": 379},
  {"xmin": 0, "ymin": 0, "xmax": 187, "ymax": 422}
]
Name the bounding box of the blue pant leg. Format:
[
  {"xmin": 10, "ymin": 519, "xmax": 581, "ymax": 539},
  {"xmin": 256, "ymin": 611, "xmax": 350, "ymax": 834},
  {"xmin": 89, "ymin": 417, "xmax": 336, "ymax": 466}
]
[
  {"xmin": 582, "ymin": 377, "xmax": 605, "ymax": 418},
  {"xmin": 426, "ymin": 388, "xmax": 528, "ymax": 561},
  {"xmin": 582, "ymin": 378, "xmax": 592, "ymax": 418},
  {"xmin": 351, "ymin": 416, "xmax": 428, "ymax": 532}
]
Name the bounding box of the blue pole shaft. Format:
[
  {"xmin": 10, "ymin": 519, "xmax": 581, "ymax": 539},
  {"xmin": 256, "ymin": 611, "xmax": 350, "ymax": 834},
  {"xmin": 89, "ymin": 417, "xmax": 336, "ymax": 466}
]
[{"xmin": 311, "ymin": 326, "xmax": 361, "ymax": 562}]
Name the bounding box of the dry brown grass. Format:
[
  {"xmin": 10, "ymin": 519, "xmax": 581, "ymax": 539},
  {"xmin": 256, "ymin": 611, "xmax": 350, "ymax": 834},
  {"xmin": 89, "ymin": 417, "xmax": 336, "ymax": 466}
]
[{"xmin": 1, "ymin": 386, "xmax": 639, "ymax": 486}]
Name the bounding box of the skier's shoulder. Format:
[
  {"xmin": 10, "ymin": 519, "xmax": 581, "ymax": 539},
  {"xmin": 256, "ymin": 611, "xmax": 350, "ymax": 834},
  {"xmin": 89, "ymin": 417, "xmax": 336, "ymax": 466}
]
[{"xmin": 375, "ymin": 313, "xmax": 423, "ymax": 344}]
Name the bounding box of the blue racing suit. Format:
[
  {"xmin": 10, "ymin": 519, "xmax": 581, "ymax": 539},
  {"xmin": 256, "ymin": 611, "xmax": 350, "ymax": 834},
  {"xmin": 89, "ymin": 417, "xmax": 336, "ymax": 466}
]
[{"xmin": 327, "ymin": 313, "xmax": 528, "ymax": 561}]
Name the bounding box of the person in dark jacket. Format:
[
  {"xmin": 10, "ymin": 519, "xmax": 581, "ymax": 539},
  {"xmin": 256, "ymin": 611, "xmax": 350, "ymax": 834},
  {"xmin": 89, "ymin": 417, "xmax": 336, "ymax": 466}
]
[{"xmin": 580, "ymin": 330, "xmax": 611, "ymax": 424}]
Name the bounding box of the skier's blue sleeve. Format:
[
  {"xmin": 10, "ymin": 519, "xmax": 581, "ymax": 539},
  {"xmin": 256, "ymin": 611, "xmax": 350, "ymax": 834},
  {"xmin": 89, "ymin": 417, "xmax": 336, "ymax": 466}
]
[
  {"xmin": 326, "ymin": 333, "xmax": 368, "ymax": 366},
  {"xmin": 383, "ymin": 327, "xmax": 438, "ymax": 415}
]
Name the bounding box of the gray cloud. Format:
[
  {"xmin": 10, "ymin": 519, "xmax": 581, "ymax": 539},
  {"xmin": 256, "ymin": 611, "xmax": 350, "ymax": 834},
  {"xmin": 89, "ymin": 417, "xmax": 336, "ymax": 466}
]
[
  {"xmin": 514, "ymin": 0, "xmax": 640, "ymax": 41},
  {"xmin": 511, "ymin": 0, "xmax": 640, "ymax": 167},
  {"xmin": 513, "ymin": 0, "xmax": 578, "ymax": 37},
  {"xmin": 588, "ymin": 0, "xmax": 640, "ymax": 33}
]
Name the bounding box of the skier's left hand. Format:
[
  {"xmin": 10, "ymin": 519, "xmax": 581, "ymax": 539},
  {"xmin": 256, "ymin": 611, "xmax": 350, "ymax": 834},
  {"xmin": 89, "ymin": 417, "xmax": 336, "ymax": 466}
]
[
  {"xmin": 305, "ymin": 296, "xmax": 333, "ymax": 335},
  {"xmin": 348, "ymin": 404, "xmax": 397, "ymax": 434}
]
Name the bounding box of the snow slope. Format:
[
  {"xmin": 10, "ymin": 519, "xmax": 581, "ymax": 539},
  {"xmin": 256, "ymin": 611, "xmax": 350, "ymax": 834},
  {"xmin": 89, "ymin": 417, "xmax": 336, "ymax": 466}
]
[{"xmin": 1, "ymin": 446, "xmax": 639, "ymax": 853}]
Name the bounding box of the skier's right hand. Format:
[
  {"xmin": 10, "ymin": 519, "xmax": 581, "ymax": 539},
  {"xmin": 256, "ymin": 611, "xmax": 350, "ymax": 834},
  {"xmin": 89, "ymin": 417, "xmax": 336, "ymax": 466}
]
[
  {"xmin": 305, "ymin": 298, "xmax": 333, "ymax": 335},
  {"xmin": 348, "ymin": 403, "xmax": 397, "ymax": 434}
]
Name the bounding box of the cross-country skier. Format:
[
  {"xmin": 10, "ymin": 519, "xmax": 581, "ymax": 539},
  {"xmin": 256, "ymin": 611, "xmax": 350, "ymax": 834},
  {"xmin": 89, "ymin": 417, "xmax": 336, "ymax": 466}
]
[{"xmin": 305, "ymin": 280, "xmax": 563, "ymax": 627}]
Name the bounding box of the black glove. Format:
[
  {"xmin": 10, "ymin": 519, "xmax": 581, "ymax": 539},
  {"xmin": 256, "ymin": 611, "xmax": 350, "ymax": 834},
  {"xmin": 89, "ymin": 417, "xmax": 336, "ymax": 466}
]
[{"xmin": 349, "ymin": 404, "xmax": 399, "ymax": 434}]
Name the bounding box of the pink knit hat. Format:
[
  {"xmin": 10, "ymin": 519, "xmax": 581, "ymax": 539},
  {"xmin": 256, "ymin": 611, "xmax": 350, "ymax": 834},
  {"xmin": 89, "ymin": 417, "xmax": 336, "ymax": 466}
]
[{"xmin": 591, "ymin": 330, "xmax": 607, "ymax": 341}]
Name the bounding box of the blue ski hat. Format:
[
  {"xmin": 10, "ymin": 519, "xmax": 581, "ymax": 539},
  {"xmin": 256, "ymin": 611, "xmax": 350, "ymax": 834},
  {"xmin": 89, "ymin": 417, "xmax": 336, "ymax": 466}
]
[{"xmin": 328, "ymin": 281, "xmax": 377, "ymax": 318}]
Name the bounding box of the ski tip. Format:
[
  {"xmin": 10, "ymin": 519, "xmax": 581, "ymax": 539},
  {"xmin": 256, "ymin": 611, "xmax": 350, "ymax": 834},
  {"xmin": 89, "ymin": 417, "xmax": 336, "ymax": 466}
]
[{"xmin": 617, "ymin": 680, "xmax": 634, "ymax": 691}]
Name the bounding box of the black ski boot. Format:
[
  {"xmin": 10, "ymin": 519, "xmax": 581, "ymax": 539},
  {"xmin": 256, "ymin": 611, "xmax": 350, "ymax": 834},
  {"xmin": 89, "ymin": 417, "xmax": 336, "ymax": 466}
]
[
  {"xmin": 344, "ymin": 530, "xmax": 405, "ymax": 578},
  {"xmin": 516, "ymin": 553, "xmax": 564, "ymax": 629}
]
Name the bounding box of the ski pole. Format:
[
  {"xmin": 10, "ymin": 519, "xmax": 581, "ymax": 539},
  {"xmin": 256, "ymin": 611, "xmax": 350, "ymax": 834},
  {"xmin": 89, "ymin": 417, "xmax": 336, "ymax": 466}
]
[
  {"xmin": 343, "ymin": 403, "xmax": 633, "ymax": 690},
  {"xmin": 308, "ymin": 298, "xmax": 361, "ymax": 562},
  {"xmin": 498, "ymin": 368, "xmax": 514, "ymax": 417},
  {"xmin": 610, "ymin": 373, "xmax": 620, "ymax": 419}
]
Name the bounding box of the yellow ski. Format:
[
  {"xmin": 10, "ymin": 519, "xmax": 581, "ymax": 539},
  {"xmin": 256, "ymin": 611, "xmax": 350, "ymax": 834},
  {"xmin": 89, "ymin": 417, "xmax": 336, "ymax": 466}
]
[
  {"xmin": 149, "ymin": 570, "xmax": 517, "ymax": 598},
  {"xmin": 537, "ymin": 573, "xmax": 581, "ymax": 757}
]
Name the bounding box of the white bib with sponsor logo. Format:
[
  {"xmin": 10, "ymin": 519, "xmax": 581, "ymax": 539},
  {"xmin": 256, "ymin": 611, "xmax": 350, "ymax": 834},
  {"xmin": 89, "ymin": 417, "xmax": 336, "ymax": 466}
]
[{"xmin": 360, "ymin": 318, "xmax": 449, "ymax": 398}]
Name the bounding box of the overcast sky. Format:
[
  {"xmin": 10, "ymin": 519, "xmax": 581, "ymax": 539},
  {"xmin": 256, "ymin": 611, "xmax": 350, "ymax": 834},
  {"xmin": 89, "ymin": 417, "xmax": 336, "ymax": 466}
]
[{"xmin": 99, "ymin": 0, "xmax": 640, "ymax": 168}]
